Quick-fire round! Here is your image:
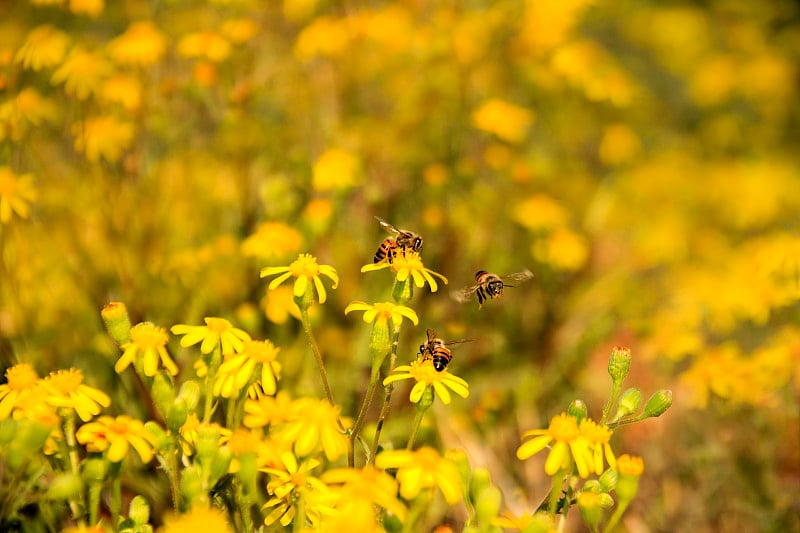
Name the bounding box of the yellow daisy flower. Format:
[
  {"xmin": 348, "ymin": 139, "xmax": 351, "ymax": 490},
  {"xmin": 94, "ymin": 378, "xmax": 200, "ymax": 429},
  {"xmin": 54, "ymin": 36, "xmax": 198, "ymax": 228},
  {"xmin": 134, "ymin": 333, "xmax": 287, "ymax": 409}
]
[
  {"xmin": 241, "ymin": 221, "xmax": 304, "ymax": 261},
  {"xmin": 516, "ymin": 413, "xmax": 594, "ymax": 478},
  {"xmin": 116, "ymin": 322, "xmax": 178, "ymax": 376},
  {"xmin": 322, "ymin": 466, "xmax": 408, "ymax": 524},
  {"xmin": 260, "ymin": 253, "xmax": 339, "ymax": 305},
  {"xmin": 214, "ymin": 339, "xmax": 281, "ymax": 398},
  {"xmin": 242, "ymin": 391, "xmax": 296, "ymax": 429},
  {"xmin": 107, "ymin": 21, "xmax": 167, "ymax": 67},
  {"xmin": 177, "ymin": 32, "xmax": 231, "ymax": 62},
  {"xmin": 374, "ymin": 446, "xmax": 463, "ymax": 505},
  {"xmin": 383, "ymin": 358, "xmax": 469, "ymax": 406},
  {"xmin": 51, "ymin": 47, "xmax": 111, "ymax": 100},
  {"xmin": 261, "ymin": 452, "xmax": 334, "ymax": 527},
  {"xmin": 344, "ymin": 301, "xmax": 419, "ymax": 329},
  {"xmin": 76, "ymin": 415, "xmax": 154, "ymax": 463},
  {"xmin": 15, "ymin": 25, "xmax": 70, "ymax": 71},
  {"xmin": 159, "ymin": 505, "xmax": 235, "ymax": 533},
  {"xmin": 171, "ymin": 317, "xmax": 251, "ymax": 355},
  {"xmin": 0, "ymin": 167, "xmax": 37, "ymax": 224},
  {"xmin": 579, "ymin": 418, "xmax": 616, "ymax": 475},
  {"xmin": 42, "ymin": 369, "xmax": 111, "ymax": 422},
  {"xmin": 278, "ymin": 398, "xmax": 348, "ymax": 461},
  {"xmin": 72, "ymin": 115, "xmax": 135, "ymax": 163},
  {"xmin": 0, "ymin": 363, "xmax": 40, "ymax": 419},
  {"xmin": 491, "ymin": 510, "xmax": 557, "ymax": 532},
  {"xmin": 361, "ymin": 251, "xmax": 448, "ymax": 292}
]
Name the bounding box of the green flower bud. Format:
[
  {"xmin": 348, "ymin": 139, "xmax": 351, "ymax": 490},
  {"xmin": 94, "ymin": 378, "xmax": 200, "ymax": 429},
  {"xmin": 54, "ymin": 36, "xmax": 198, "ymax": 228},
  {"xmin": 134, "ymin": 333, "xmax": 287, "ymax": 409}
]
[
  {"xmin": 597, "ymin": 492, "xmax": 614, "ymax": 509},
  {"xmin": 598, "ymin": 467, "xmax": 618, "ymax": 492},
  {"xmin": 608, "ymin": 346, "xmax": 631, "ymax": 384},
  {"xmin": 209, "ymin": 447, "xmax": 232, "ymax": 484},
  {"xmin": 468, "ymin": 467, "xmax": 492, "ymax": 504},
  {"xmin": 643, "ymin": 389, "xmax": 673, "ymax": 418},
  {"xmin": 392, "ymin": 277, "xmax": 413, "ymax": 304},
  {"xmin": 177, "ymin": 380, "xmax": 201, "ymax": 411},
  {"xmin": 613, "ymin": 388, "xmax": 642, "ymax": 420},
  {"xmin": 577, "ymin": 491, "xmax": 603, "ymax": 529},
  {"xmin": 129, "ymin": 495, "xmax": 150, "ymax": 525},
  {"xmin": 417, "ymin": 384, "xmax": 435, "ymax": 411},
  {"xmin": 196, "ymin": 425, "xmax": 221, "ymax": 463},
  {"xmin": 101, "ymin": 302, "xmax": 132, "ymax": 346},
  {"xmin": 150, "ymin": 373, "xmax": 175, "ymax": 418},
  {"xmin": 582, "ymin": 479, "xmax": 600, "ymax": 493},
  {"xmin": 144, "ymin": 421, "xmax": 171, "ymax": 452},
  {"xmin": 475, "ymin": 485, "xmax": 502, "ymax": 524},
  {"xmin": 615, "ymin": 454, "xmax": 644, "ymax": 503},
  {"xmin": 180, "ymin": 465, "xmax": 204, "ymax": 504},
  {"xmin": 567, "ymin": 399, "xmax": 588, "ymax": 423},
  {"xmin": 369, "ymin": 320, "xmax": 392, "ymax": 362},
  {"xmin": 46, "ymin": 473, "xmax": 83, "ymax": 500},
  {"xmin": 166, "ymin": 398, "xmax": 189, "ymax": 433},
  {"xmin": 83, "ymin": 458, "xmax": 109, "ymax": 482}
]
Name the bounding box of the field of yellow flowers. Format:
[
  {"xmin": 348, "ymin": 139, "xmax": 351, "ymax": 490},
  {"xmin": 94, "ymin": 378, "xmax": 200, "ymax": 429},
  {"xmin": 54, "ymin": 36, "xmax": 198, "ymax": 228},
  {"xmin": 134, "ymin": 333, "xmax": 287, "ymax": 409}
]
[{"xmin": 1, "ymin": 1, "xmax": 799, "ymax": 532}]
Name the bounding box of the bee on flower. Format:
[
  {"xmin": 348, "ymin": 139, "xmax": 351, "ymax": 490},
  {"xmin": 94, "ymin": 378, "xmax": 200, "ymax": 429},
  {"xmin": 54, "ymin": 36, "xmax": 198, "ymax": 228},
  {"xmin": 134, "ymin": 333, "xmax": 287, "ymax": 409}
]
[
  {"xmin": 383, "ymin": 357, "xmax": 469, "ymax": 406},
  {"xmin": 361, "ymin": 250, "xmax": 448, "ymax": 293}
]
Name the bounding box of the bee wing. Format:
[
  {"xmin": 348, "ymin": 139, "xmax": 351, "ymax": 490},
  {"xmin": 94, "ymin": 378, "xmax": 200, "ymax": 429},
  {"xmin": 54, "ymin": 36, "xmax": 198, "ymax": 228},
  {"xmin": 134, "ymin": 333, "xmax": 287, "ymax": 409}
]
[
  {"xmin": 374, "ymin": 216, "xmax": 400, "ymax": 236},
  {"xmin": 451, "ymin": 284, "xmax": 480, "ymax": 303},
  {"xmin": 444, "ymin": 338, "xmax": 475, "ymax": 347},
  {"xmin": 426, "ymin": 328, "xmax": 438, "ymax": 341},
  {"xmin": 503, "ymin": 270, "xmax": 535, "ymax": 283}
]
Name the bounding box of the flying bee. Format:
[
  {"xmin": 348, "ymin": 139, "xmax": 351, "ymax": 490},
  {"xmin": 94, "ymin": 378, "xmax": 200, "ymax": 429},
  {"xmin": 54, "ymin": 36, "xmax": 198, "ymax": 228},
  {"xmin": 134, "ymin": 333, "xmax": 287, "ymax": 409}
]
[
  {"xmin": 455, "ymin": 269, "xmax": 534, "ymax": 308},
  {"xmin": 419, "ymin": 328, "xmax": 473, "ymax": 372},
  {"xmin": 373, "ymin": 216, "xmax": 423, "ymax": 264}
]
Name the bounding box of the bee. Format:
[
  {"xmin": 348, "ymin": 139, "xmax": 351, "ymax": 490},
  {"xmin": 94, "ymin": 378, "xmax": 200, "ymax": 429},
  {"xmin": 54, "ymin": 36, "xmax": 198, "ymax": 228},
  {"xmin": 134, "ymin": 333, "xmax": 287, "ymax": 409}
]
[
  {"xmin": 455, "ymin": 269, "xmax": 534, "ymax": 307},
  {"xmin": 373, "ymin": 217, "xmax": 423, "ymax": 264},
  {"xmin": 419, "ymin": 328, "xmax": 472, "ymax": 372}
]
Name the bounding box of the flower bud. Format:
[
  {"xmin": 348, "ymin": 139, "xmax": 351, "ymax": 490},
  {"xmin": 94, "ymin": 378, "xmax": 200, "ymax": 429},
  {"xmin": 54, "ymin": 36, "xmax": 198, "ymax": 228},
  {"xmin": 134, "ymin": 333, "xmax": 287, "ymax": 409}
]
[
  {"xmin": 474, "ymin": 485, "xmax": 502, "ymax": 524},
  {"xmin": 608, "ymin": 346, "xmax": 631, "ymax": 383},
  {"xmin": 166, "ymin": 398, "xmax": 189, "ymax": 434},
  {"xmin": 468, "ymin": 467, "xmax": 492, "ymax": 504},
  {"xmin": 567, "ymin": 399, "xmax": 588, "ymax": 423},
  {"xmin": 577, "ymin": 491, "xmax": 603, "ymax": 529},
  {"xmin": 369, "ymin": 320, "xmax": 392, "ymax": 363},
  {"xmin": 235, "ymin": 451, "xmax": 258, "ymax": 494},
  {"xmin": 597, "ymin": 492, "xmax": 614, "ymax": 509},
  {"xmin": 643, "ymin": 389, "xmax": 673, "ymax": 418},
  {"xmin": 46, "ymin": 473, "xmax": 83, "ymax": 500},
  {"xmin": 101, "ymin": 302, "xmax": 132, "ymax": 346},
  {"xmin": 82, "ymin": 458, "xmax": 109, "ymax": 483},
  {"xmin": 177, "ymin": 380, "xmax": 201, "ymax": 411},
  {"xmin": 392, "ymin": 277, "xmax": 413, "ymax": 304},
  {"xmin": 144, "ymin": 421, "xmax": 171, "ymax": 452},
  {"xmin": 129, "ymin": 495, "xmax": 150, "ymax": 525},
  {"xmin": 613, "ymin": 388, "xmax": 642, "ymax": 420},
  {"xmin": 417, "ymin": 385, "xmax": 435, "ymax": 411},
  {"xmin": 196, "ymin": 425, "xmax": 221, "ymax": 463},
  {"xmin": 150, "ymin": 373, "xmax": 175, "ymax": 418},
  {"xmin": 210, "ymin": 447, "xmax": 232, "ymax": 485},
  {"xmin": 598, "ymin": 467, "xmax": 618, "ymax": 492},
  {"xmin": 180, "ymin": 465, "xmax": 204, "ymax": 504},
  {"xmin": 615, "ymin": 454, "xmax": 644, "ymax": 503}
]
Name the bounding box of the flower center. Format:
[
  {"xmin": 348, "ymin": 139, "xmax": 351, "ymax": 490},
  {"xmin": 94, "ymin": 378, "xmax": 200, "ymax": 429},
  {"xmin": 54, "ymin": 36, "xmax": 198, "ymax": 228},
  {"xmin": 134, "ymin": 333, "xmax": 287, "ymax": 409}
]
[
  {"xmin": 389, "ymin": 251, "xmax": 424, "ymax": 272},
  {"xmin": 548, "ymin": 413, "xmax": 579, "ymax": 442},
  {"xmin": 580, "ymin": 419, "xmax": 612, "ymax": 443},
  {"xmin": 409, "ymin": 358, "xmax": 440, "ymax": 383},
  {"xmin": 6, "ymin": 363, "xmax": 39, "ymax": 390},
  {"xmin": 205, "ymin": 317, "xmax": 233, "ymax": 332},
  {"xmin": 130, "ymin": 323, "xmax": 168, "ymax": 348},
  {"xmin": 244, "ymin": 340, "xmax": 279, "ymax": 362},
  {"xmin": 289, "ymin": 254, "xmax": 320, "ymax": 278},
  {"xmin": 46, "ymin": 369, "xmax": 84, "ymax": 393}
]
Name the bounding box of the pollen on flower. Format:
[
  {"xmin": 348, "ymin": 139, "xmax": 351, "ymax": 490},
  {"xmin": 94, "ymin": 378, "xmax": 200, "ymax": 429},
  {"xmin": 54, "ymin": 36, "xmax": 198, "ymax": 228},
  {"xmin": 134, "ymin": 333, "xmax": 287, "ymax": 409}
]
[
  {"xmin": 6, "ymin": 363, "xmax": 39, "ymax": 390},
  {"xmin": 548, "ymin": 413, "xmax": 580, "ymax": 441}
]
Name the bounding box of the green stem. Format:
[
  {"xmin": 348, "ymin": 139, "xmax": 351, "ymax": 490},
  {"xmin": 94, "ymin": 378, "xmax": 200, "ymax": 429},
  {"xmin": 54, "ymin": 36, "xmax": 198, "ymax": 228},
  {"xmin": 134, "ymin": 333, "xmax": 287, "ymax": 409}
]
[
  {"xmin": 62, "ymin": 414, "xmax": 86, "ymax": 525},
  {"xmin": 406, "ymin": 407, "xmax": 426, "ymax": 450},
  {"xmin": 546, "ymin": 469, "xmax": 570, "ymax": 522},
  {"xmin": 299, "ymin": 309, "xmax": 338, "ymax": 410},
  {"xmin": 88, "ymin": 480, "xmax": 101, "ymax": 526},
  {"xmin": 369, "ymin": 348, "xmax": 398, "ymax": 466},
  {"xmin": 110, "ymin": 465, "xmax": 122, "ymax": 528},
  {"xmin": 203, "ymin": 346, "xmax": 222, "ymax": 424},
  {"xmin": 292, "ymin": 492, "xmax": 306, "ymax": 533},
  {"xmin": 601, "ymin": 501, "xmax": 629, "ymax": 533},
  {"xmin": 348, "ymin": 361, "xmax": 381, "ymax": 467},
  {"xmin": 600, "ymin": 382, "xmax": 622, "ymax": 426},
  {"xmin": 167, "ymin": 436, "xmax": 182, "ymax": 511}
]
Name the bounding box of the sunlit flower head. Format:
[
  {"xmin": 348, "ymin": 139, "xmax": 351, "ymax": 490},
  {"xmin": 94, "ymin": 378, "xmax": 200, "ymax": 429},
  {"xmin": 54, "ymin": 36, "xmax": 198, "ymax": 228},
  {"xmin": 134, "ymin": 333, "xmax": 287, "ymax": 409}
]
[
  {"xmin": 516, "ymin": 413, "xmax": 594, "ymax": 478},
  {"xmin": 243, "ymin": 391, "xmax": 296, "ymax": 429},
  {"xmin": 261, "ymin": 286, "xmax": 302, "ymax": 324},
  {"xmin": 472, "ymin": 98, "xmax": 535, "ymax": 144},
  {"xmin": 69, "ymin": 0, "xmax": 104, "ymax": 18},
  {"xmin": 491, "ymin": 510, "xmax": 557, "ymax": 532},
  {"xmin": 76, "ymin": 415, "xmax": 154, "ymax": 463},
  {"xmin": 159, "ymin": 505, "xmax": 235, "ymax": 533},
  {"xmin": 0, "ymin": 363, "xmax": 40, "ymax": 419},
  {"xmin": 0, "ymin": 88, "xmax": 59, "ymax": 141},
  {"xmin": 0, "ymin": 167, "xmax": 37, "ymax": 224},
  {"xmin": 171, "ymin": 317, "xmax": 251, "ymax": 355},
  {"xmin": 375, "ymin": 447, "xmax": 463, "ymax": 505},
  {"xmin": 322, "ymin": 466, "xmax": 408, "ymax": 524},
  {"xmin": 214, "ymin": 339, "xmax": 281, "ymax": 398},
  {"xmin": 42, "ymin": 369, "xmax": 111, "ymax": 422},
  {"xmin": 361, "ymin": 251, "xmax": 448, "ymax": 292},
  {"xmin": 312, "ymin": 148, "xmax": 361, "ymax": 191},
  {"xmin": 616, "ymin": 454, "xmax": 644, "ymax": 477},
  {"xmin": 383, "ymin": 358, "xmax": 469, "ymax": 406},
  {"xmin": 116, "ymin": 322, "xmax": 178, "ymax": 376},
  {"xmin": 107, "ymin": 21, "xmax": 167, "ymax": 67},
  {"xmin": 261, "ymin": 452, "xmax": 334, "ymax": 527},
  {"xmin": 261, "ymin": 253, "xmax": 339, "ymax": 305},
  {"xmin": 279, "ymin": 398, "xmax": 348, "ymax": 461},
  {"xmin": 177, "ymin": 32, "xmax": 231, "ymax": 62},
  {"xmin": 241, "ymin": 221, "xmax": 304, "ymax": 261},
  {"xmin": 100, "ymin": 75, "xmax": 142, "ymax": 112},
  {"xmin": 15, "ymin": 25, "xmax": 70, "ymax": 71},
  {"xmin": 51, "ymin": 47, "xmax": 111, "ymax": 100},
  {"xmin": 344, "ymin": 301, "xmax": 419, "ymax": 329},
  {"xmin": 579, "ymin": 418, "xmax": 616, "ymax": 475},
  {"xmin": 72, "ymin": 115, "xmax": 135, "ymax": 163}
]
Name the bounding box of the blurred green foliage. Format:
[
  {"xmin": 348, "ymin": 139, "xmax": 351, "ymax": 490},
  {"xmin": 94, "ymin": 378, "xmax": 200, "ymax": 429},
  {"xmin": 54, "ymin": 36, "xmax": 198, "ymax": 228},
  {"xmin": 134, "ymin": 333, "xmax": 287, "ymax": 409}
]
[{"xmin": 1, "ymin": 0, "xmax": 799, "ymax": 531}]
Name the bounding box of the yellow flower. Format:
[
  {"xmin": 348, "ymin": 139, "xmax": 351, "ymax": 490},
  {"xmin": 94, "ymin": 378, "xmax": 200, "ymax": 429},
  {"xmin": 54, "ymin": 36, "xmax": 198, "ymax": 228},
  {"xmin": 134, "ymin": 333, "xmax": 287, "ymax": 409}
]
[
  {"xmin": 76, "ymin": 415, "xmax": 154, "ymax": 463},
  {"xmin": 177, "ymin": 32, "xmax": 231, "ymax": 62},
  {"xmin": 279, "ymin": 398, "xmax": 348, "ymax": 461},
  {"xmin": 0, "ymin": 167, "xmax": 37, "ymax": 223},
  {"xmin": 42, "ymin": 369, "xmax": 111, "ymax": 422},
  {"xmin": 61, "ymin": 525, "xmax": 106, "ymax": 533},
  {"xmin": 171, "ymin": 317, "xmax": 251, "ymax": 355},
  {"xmin": 241, "ymin": 221, "xmax": 304, "ymax": 261},
  {"xmin": 516, "ymin": 413, "xmax": 594, "ymax": 478},
  {"xmin": 471, "ymin": 98, "xmax": 535, "ymax": 144},
  {"xmin": 15, "ymin": 25, "xmax": 70, "ymax": 71},
  {"xmin": 361, "ymin": 251, "xmax": 448, "ymax": 293},
  {"xmin": 322, "ymin": 466, "xmax": 408, "ymax": 523},
  {"xmin": 616, "ymin": 453, "xmax": 644, "ymax": 477},
  {"xmin": 261, "ymin": 286, "xmax": 302, "ymax": 324},
  {"xmin": 512, "ymin": 194, "xmax": 569, "ymax": 231},
  {"xmin": 532, "ymin": 227, "xmax": 589, "ymax": 272},
  {"xmin": 374, "ymin": 447, "xmax": 463, "ymax": 505},
  {"xmin": 72, "ymin": 115, "xmax": 135, "ymax": 163},
  {"xmin": 491, "ymin": 510, "xmax": 557, "ymax": 532},
  {"xmin": 116, "ymin": 322, "xmax": 179, "ymax": 376},
  {"xmin": 294, "ymin": 16, "xmax": 351, "ymax": 60},
  {"xmin": 262, "ymin": 452, "xmax": 334, "ymax": 527},
  {"xmin": 0, "ymin": 88, "xmax": 59, "ymax": 141},
  {"xmin": 107, "ymin": 21, "xmax": 167, "ymax": 67},
  {"xmin": 312, "ymin": 148, "xmax": 361, "ymax": 191},
  {"xmin": 0, "ymin": 363, "xmax": 40, "ymax": 419},
  {"xmin": 220, "ymin": 18, "xmax": 259, "ymax": 44},
  {"xmin": 179, "ymin": 415, "xmax": 230, "ymax": 457},
  {"xmin": 383, "ymin": 358, "xmax": 469, "ymax": 406},
  {"xmin": 261, "ymin": 253, "xmax": 339, "ymax": 305},
  {"xmin": 214, "ymin": 339, "xmax": 281, "ymax": 397},
  {"xmin": 51, "ymin": 47, "xmax": 111, "ymax": 100},
  {"xmin": 243, "ymin": 391, "xmax": 296, "ymax": 428},
  {"xmin": 159, "ymin": 505, "xmax": 235, "ymax": 533},
  {"xmin": 344, "ymin": 301, "xmax": 419, "ymax": 328},
  {"xmin": 100, "ymin": 75, "xmax": 142, "ymax": 112},
  {"xmin": 69, "ymin": 0, "xmax": 104, "ymax": 18},
  {"xmin": 578, "ymin": 418, "xmax": 616, "ymax": 475}
]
